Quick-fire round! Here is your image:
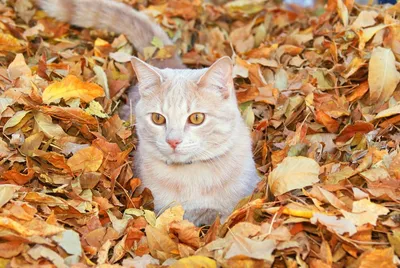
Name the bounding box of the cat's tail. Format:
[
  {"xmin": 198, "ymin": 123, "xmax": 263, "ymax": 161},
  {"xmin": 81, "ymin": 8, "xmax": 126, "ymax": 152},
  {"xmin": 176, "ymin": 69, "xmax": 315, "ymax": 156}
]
[{"xmin": 35, "ymin": 0, "xmax": 184, "ymax": 68}]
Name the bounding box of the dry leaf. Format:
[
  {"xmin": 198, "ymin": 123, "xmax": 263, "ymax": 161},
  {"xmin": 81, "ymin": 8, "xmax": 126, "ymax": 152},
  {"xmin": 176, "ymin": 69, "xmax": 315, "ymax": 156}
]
[
  {"xmin": 42, "ymin": 75, "xmax": 105, "ymax": 104},
  {"xmin": 310, "ymin": 213, "xmax": 357, "ymax": 236},
  {"xmin": 170, "ymin": 256, "xmax": 217, "ymax": 268},
  {"xmin": 67, "ymin": 146, "xmax": 104, "ymax": 173},
  {"xmin": 7, "ymin": 53, "xmax": 31, "ymax": 80},
  {"xmin": 368, "ymin": 47, "xmax": 400, "ymax": 103},
  {"xmin": 268, "ymin": 156, "xmax": 320, "ymax": 196}
]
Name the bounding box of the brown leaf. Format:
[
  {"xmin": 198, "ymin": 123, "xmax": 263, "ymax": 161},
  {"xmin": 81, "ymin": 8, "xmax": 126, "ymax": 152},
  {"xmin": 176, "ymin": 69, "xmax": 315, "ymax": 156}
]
[
  {"xmin": 145, "ymin": 225, "xmax": 179, "ymax": 262},
  {"xmin": 335, "ymin": 121, "xmax": 374, "ymax": 143},
  {"xmin": 170, "ymin": 220, "xmax": 200, "ymax": 249},
  {"xmin": 40, "ymin": 106, "xmax": 98, "ymax": 127}
]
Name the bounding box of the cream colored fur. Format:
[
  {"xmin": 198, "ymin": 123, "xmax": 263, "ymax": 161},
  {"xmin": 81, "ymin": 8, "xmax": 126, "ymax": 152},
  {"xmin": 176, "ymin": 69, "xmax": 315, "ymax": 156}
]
[
  {"xmin": 132, "ymin": 57, "xmax": 259, "ymax": 225},
  {"xmin": 36, "ymin": 0, "xmax": 259, "ymax": 225}
]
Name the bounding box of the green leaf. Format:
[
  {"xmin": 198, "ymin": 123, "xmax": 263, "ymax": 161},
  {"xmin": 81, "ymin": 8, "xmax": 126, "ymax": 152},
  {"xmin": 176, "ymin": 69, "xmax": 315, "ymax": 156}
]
[{"xmin": 85, "ymin": 101, "xmax": 108, "ymax": 118}]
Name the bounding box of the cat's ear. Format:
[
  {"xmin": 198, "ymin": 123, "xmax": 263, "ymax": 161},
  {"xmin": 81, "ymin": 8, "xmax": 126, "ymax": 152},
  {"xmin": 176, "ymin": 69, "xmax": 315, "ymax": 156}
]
[
  {"xmin": 131, "ymin": 57, "xmax": 163, "ymax": 96},
  {"xmin": 197, "ymin": 56, "xmax": 233, "ymax": 98}
]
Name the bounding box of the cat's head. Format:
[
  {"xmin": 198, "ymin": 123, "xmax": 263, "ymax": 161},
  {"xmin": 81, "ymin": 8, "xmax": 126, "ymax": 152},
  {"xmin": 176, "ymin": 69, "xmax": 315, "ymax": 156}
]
[{"xmin": 132, "ymin": 56, "xmax": 241, "ymax": 164}]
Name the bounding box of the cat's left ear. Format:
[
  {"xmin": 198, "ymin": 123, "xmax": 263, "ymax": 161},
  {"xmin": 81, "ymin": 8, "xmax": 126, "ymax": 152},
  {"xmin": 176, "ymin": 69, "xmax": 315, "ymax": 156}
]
[
  {"xmin": 197, "ymin": 56, "xmax": 233, "ymax": 99},
  {"xmin": 131, "ymin": 56, "xmax": 163, "ymax": 96}
]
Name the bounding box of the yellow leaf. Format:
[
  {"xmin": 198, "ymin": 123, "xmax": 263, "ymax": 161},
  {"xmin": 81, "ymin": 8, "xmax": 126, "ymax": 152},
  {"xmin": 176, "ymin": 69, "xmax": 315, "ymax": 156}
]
[
  {"xmin": 34, "ymin": 112, "xmax": 68, "ymax": 139},
  {"xmin": 268, "ymin": 156, "xmax": 320, "ymax": 196},
  {"xmin": 67, "ymin": 146, "xmax": 104, "ymax": 173},
  {"xmin": 0, "ymin": 33, "xmax": 25, "ymax": 52},
  {"xmin": 358, "ymin": 24, "xmax": 388, "ymax": 50},
  {"xmin": 42, "ymin": 75, "xmax": 105, "ymax": 104},
  {"xmin": 375, "ymin": 105, "xmax": 400, "ymax": 119},
  {"xmin": 145, "ymin": 225, "xmax": 178, "ymax": 262},
  {"xmin": 3, "ymin": 110, "xmax": 33, "ymax": 135},
  {"xmin": 170, "ymin": 256, "xmax": 217, "ymax": 268},
  {"xmin": 336, "ymin": 0, "xmax": 348, "ymax": 27},
  {"xmin": 368, "ymin": 47, "xmax": 400, "ymax": 103},
  {"xmin": 155, "ymin": 205, "xmax": 185, "ymax": 233},
  {"xmin": 85, "ymin": 101, "xmax": 108, "ymax": 118},
  {"xmin": 265, "ymin": 203, "xmax": 315, "ymax": 219}
]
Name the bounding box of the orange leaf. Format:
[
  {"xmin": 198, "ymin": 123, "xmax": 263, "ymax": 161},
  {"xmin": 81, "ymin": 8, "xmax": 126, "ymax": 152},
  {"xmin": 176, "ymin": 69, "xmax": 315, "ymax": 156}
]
[
  {"xmin": 2, "ymin": 168, "xmax": 35, "ymax": 185},
  {"xmin": 335, "ymin": 121, "xmax": 374, "ymax": 143},
  {"xmin": 0, "ymin": 33, "xmax": 25, "ymax": 52},
  {"xmin": 0, "ymin": 241, "xmax": 24, "ymax": 258},
  {"xmin": 67, "ymin": 146, "xmax": 104, "ymax": 173},
  {"xmin": 42, "ymin": 75, "xmax": 105, "ymax": 104},
  {"xmin": 315, "ymin": 110, "xmax": 340, "ymax": 133},
  {"xmin": 346, "ymin": 81, "xmax": 369, "ymax": 102}
]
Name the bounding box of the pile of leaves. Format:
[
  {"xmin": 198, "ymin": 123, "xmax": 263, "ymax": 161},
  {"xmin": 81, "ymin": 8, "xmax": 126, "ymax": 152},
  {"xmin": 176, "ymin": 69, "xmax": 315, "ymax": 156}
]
[{"xmin": 1, "ymin": 0, "xmax": 400, "ymax": 267}]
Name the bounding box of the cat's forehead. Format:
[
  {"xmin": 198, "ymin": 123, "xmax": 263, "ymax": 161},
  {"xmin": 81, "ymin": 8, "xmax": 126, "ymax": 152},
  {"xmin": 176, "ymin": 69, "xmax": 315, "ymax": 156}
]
[
  {"xmin": 159, "ymin": 76, "xmax": 199, "ymax": 113},
  {"xmin": 157, "ymin": 69, "xmax": 208, "ymax": 108}
]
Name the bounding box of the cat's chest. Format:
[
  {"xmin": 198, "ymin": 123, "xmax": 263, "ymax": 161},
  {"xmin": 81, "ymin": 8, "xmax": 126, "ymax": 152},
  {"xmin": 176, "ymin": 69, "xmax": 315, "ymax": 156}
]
[
  {"xmin": 140, "ymin": 159, "xmax": 240, "ymax": 212},
  {"xmin": 141, "ymin": 159, "xmax": 233, "ymax": 191}
]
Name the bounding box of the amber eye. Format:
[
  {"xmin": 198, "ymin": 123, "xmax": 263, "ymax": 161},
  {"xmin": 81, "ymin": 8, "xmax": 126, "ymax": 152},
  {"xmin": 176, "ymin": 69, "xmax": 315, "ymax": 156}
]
[
  {"xmin": 151, "ymin": 113, "xmax": 166, "ymax": 125},
  {"xmin": 188, "ymin": 113, "xmax": 205, "ymax": 125}
]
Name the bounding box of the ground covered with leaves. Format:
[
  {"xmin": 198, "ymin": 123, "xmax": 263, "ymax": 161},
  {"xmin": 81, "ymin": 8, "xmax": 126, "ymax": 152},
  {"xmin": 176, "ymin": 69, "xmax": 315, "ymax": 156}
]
[{"xmin": 0, "ymin": 0, "xmax": 400, "ymax": 267}]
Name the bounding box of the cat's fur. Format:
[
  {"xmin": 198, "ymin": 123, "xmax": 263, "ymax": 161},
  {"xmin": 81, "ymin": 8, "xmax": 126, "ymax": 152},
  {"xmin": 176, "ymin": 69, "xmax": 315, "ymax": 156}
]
[{"xmin": 37, "ymin": 0, "xmax": 259, "ymax": 225}]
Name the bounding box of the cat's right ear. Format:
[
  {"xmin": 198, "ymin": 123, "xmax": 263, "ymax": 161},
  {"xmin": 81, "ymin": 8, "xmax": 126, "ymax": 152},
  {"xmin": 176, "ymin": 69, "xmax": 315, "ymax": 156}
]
[{"xmin": 131, "ymin": 57, "xmax": 163, "ymax": 96}]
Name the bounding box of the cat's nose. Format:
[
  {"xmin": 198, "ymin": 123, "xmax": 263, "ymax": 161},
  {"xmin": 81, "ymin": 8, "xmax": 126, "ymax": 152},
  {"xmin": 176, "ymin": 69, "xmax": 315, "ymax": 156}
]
[{"xmin": 166, "ymin": 139, "xmax": 181, "ymax": 149}]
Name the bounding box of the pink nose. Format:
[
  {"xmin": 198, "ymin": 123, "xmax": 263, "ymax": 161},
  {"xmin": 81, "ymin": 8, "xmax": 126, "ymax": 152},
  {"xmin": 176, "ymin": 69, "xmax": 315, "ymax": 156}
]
[{"xmin": 167, "ymin": 139, "xmax": 181, "ymax": 149}]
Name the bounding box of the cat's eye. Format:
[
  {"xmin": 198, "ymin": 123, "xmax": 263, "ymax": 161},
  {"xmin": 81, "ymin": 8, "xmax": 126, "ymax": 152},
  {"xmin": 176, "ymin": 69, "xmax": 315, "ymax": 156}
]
[
  {"xmin": 151, "ymin": 113, "xmax": 166, "ymax": 125},
  {"xmin": 188, "ymin": 113, "xmax": 205, "ymax": 125}
]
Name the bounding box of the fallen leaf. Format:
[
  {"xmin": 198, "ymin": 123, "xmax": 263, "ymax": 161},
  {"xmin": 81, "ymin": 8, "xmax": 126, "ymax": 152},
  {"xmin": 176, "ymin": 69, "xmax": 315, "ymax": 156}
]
[
  {"xmin": 42, "ymin": 75, "xmax": 105, "ymax": 104},
  {"xmin": 3, "ymin": 111, "xmax": 32, "ymax": 135},
  {"xmin": 0, "ymin": 185, "xmax": 20, "ymax": 208},
  {"xmin": 351, "ymin": 248, "xmax": 396, "ymax": 268},
  {"xmin": 155, "ymin": 205, "xmax": 185, "ymax": 233},
  {"xmin": 0, "ymin": 33, "xmax": 25, "ymax": 52},
  {"xmin": 145, "ymin": 225, "xmax": 178, "ymax": 262},
  {"xmin": 67, "ymin": 146, "xmax": 104, "ymax": 173},
  {"xmin": 34, "ymin": 112, "xmax": 68, "ymax": 139},
  {"xmin": 310, "ymin": 213, "xmax": 357, "ymax": 236},
  {"xmin": 170, "ymin": 256, "xmax": 217, "ymax": 268},
  {"xmin": 7, "ymin": 53, "xmax": 31, "ymax": 80},
  {"xmin": 268, "ymin": 156, "xmax": 320, "ymax": 196},
  {"xmin": 225, "ymin": 236, "xmax": 276, "ymax": 262},
  {"xmin": 335, "ymin": 121, "xmax": 374, "ymax": 143},
  {"xmin": 0, "ymin": 241, "xmax": 25, "ymax": 258},
  {"xmin": 368, "ymin": 47, "xmax": 400, "ymax": 104},
  {"xmin": 52, "ymin": 230, "xmax": 82, "ymax": 256},
  {"xmin": 28, "ymin": 245, "xmax": 67, "ymax": 268}
]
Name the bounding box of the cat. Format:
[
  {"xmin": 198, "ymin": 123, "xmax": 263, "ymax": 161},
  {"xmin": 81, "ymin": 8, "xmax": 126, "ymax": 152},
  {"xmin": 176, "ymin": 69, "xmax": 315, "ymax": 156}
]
[{"xmin": 36, "ymin": 0, "xmax": 260, "ymax": 225}]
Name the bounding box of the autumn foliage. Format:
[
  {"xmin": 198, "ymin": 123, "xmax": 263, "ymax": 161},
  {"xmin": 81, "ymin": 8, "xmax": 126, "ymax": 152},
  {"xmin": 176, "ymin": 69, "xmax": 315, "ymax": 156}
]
[{"xmin": 1, "ymin": 0, "xmax": 400, "ymax": 267}]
